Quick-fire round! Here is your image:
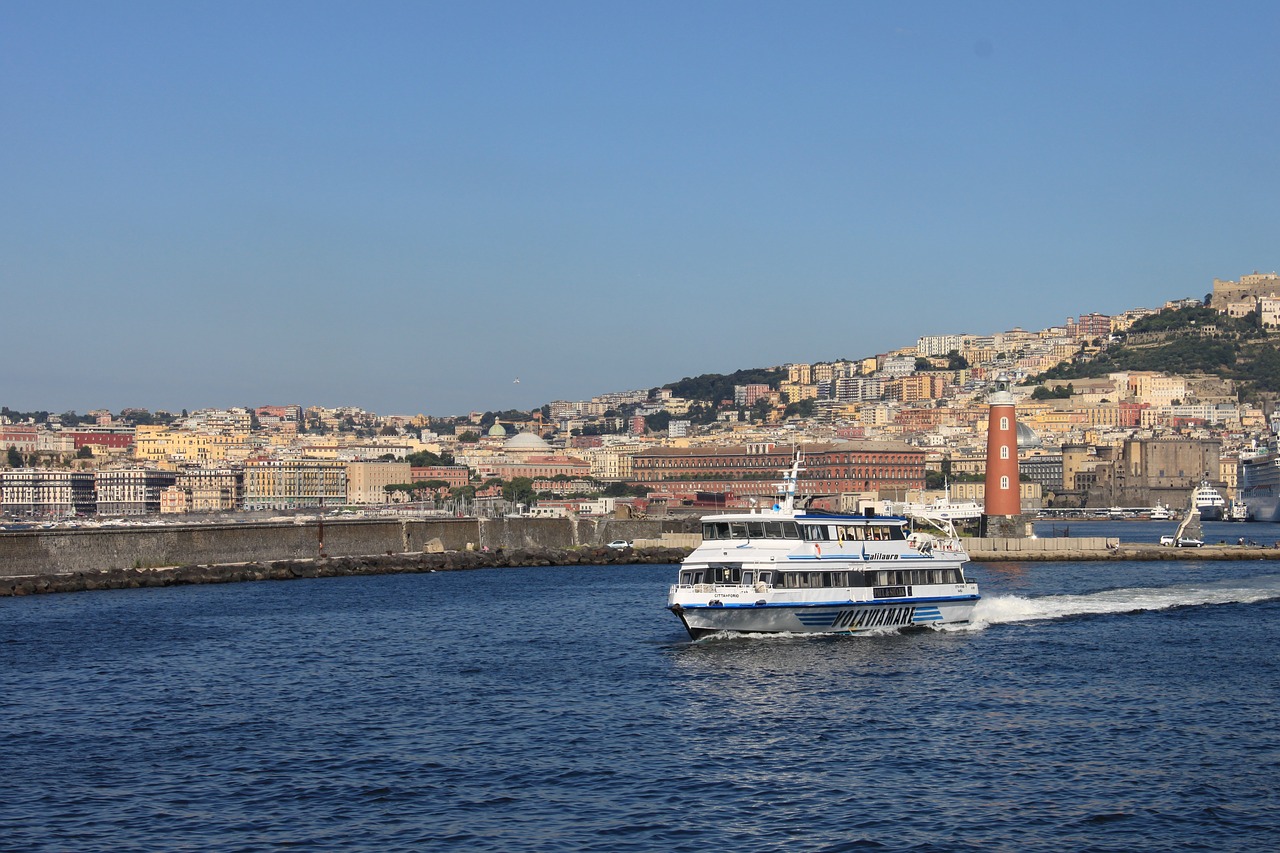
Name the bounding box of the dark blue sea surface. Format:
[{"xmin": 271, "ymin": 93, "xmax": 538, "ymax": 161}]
[{"xmin": 3, "ymin": 558, "xmax": 1280, "ymax": 851}]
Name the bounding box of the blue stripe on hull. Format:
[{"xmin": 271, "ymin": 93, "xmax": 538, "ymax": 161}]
[{"xmin": 674, "ymin": 600, "xmax": 976, "ymax": 636}]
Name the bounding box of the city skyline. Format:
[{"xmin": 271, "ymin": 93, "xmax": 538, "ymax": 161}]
[{"xmin": 4, "ymin": 1, "xmax": 1278, "ymax": 415}]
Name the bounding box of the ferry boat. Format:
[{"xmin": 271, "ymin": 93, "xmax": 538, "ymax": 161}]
[
  {"xmin": 666, "ymin": 457, "xmax": 980, "ymax": 639},
  {"xmin": 1238, "ymin": 447, "xmax": 1280, "ymax": 522},
  {"xmin": 884, "ymin": 485, "xmax": 982, "ymax": 524},
  {"xmin": 1193, "ymin": 481, "xmax": 1226, "ymax": 522},
  {"xmin": 1148, "ymin": 503, "xmax": 1173, "ymax": 521}
]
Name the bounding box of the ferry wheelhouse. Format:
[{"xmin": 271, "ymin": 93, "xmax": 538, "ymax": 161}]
[{"xmin": 667, "ymin": 458, "xmax": 980, "ymax": 639}]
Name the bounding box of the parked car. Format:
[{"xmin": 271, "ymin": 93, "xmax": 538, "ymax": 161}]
[
  {"xmin": 606, "ymin": 539, "xmax": 630, "ymax": 549},
  {"xmin": 1159, "ymin": 535, "xmax": 1174, "ymax": 546}
]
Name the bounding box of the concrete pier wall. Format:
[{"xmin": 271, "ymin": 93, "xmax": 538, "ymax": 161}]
[{"xmin": 0, "ymin": 517, "xmax": 686, "ymax": 578}]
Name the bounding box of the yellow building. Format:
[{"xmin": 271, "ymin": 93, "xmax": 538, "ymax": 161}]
[
  {"xmin": 346, "ymin": 461, "xmax": 412, "ymax": 504},
  {"xmin": 133, "ymin": 426, "xmax": 249, "ymax": 471}
]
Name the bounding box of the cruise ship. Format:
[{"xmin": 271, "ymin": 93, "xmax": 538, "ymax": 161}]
[
  {"xmin": 1238, "ymin": 447, "xmax": 1280, "ymax": 522},
  {"xmin": 666, "ymin": 457, "xmax": 980, "ymax": 639}
]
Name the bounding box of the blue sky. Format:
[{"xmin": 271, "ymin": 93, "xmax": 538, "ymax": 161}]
[{"xmin": 3, "ymin": 1, "xmax": 1277, "ymax": 416}]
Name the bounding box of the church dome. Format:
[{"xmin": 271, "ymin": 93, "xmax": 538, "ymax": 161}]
[
  {"xmin": 487, "ymin": 422, "xmax": 507, "ymax": 437},
  {"xmin": 504, "ymin": 431, "xmax": 552, "ymax": 452},
  {"xmin": 1016, "ymin": 422, "xmax": 1042, "ymax": 448}
]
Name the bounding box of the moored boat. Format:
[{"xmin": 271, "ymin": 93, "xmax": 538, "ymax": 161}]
[
  {"xmin": 666, "ymin": 456, "xmax": 980, "ymax": 639},
  {"xmin": 1193, "ymin": 481, "xmax": 1226, "ymax": 522}
]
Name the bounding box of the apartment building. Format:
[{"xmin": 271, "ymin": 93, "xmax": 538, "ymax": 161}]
[
  {"xmin": 161, "ymin": 468, "xmax": 245, "ymax": 513},
  {"xmin": 134, "ymin": 426, "xmax": 248, "ymax": 470},
  {"xmin": 0, "ymin": 469, "xmax": 96, "ymax": 518},
  {"xmin": 346, "ymin": 461, "xmax": 412, "ymax": 504},
  {"xmin": 243, "ymin": 460, "xmax": 348, "ymax": 510},
  {"xmin": 94, "ymin": 468, "xmax": 179, "ymax": 516},
  {"xmin": 916, "ymin": 334, "xmax": 965, "ymax": 357}
]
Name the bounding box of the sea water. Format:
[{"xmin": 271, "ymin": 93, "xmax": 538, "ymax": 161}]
[{"xmin": 2, "ymin": 558, "xmax": 1279, "ymax": 851}]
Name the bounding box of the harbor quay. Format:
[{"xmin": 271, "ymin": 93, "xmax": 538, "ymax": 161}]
[{"xmin": 966, "ymin": 536, "xmax": 1280, "ymax": 562}]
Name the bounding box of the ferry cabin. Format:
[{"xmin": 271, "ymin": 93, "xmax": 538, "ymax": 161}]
[
  {"xmin": 678, "ymin": 514, "xmax": 971, "ymax": 588},
  {"xmin": 679, "ymin": 564, "xmax": 968, "ymax": 590}
]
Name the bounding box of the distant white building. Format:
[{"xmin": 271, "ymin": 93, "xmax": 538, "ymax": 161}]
[
  {"xmin": 879, "ymin": 356, "xmax": 917, "ymax": 379},
  {"xmin": 916, "ymin": 335, "xmax": 965, "ymax": 357}
]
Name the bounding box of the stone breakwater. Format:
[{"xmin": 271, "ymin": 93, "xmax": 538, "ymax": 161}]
[
  {"xmin": 0, "ymin": 546, "xmax": 692, "ymax": 597},
  {"xmin": 971, "ymin": 543, "xmax": 1280, "ymax": 562}
]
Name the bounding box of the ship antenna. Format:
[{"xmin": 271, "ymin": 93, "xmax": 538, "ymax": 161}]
[{"xmin": 776, "ymin": 448, "xmax": 804, "ymax": 513}]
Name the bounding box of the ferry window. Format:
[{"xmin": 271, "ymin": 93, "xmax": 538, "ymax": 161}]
[
  {"xmin": 764, "ymin": 521, "xmax": 782, "ymax": 538},
  {"xmin": 730, "ymin": 522, "xmax": 749, "ymax": 539},
  {"xmin": 701, "ymin": 517, "xmax": 732, "ymax": 537},
  {"xmin": 852, "ymin": 525, "xmax": 865, "ymax": 541},
  {"xmin": 680, "ymin": 571, "xmax": 694, "ymax": 584},
  {"xmin": 714, "ymin": 566, "xmax": 739, "ymax": 584},
  {"xmin": 758, "ymin": 571, "xmax": 772, "ymax": 585},
  {"xmin": 781, "ymin": 522, "xmax": 800, "ymax": 539},
  {"xmin": 810, "ymin": 572, "xmax": 826, "ymax": 588},
  {"xmin": 930, "ymin": 569, "xmax": 944, "ymax": 584},
  {"xmin": 742, "ymin": 571, "xmax": 754, "ymax": 585},
  {"xmin": 888, "ymin": 526, "xmax": 906, "ymax": 540},
  {"xmin": 873, "ymin": 570, "xmax": 891, "ymax": 586},
  {"xmin": 802, "ymin": 525, "xmax": 828, "ymax": 542},
  {"xmin": 830, "ymin": 572, "xmax": 847, "ymax": 587},
  {"xmin": 893, "ymin": 570, "xmax": 908, "ymax": 585},
  {"xmin": 747, "ymin": 522, "xmax": 765, "ymax": 539}
]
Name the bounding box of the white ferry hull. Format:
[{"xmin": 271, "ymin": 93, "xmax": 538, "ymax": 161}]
[{"xmin": 670, "ymin": 595, "xmax": 979, "ymax": 638}]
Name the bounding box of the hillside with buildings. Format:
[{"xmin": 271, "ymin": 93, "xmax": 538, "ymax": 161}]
[{"xmin": 3, "ymin": 270, "xmax": 1280, "ymax": 521}]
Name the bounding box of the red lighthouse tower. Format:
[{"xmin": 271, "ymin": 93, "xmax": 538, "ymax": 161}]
[{"xmin": 981, "ymin": 375, "xmax": 1024, "ymax": 537}]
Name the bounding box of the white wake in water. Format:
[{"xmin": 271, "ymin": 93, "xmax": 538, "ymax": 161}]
[{"xmin": 964, "ymin": 574, "xmax": 1280, "ymax": 629}]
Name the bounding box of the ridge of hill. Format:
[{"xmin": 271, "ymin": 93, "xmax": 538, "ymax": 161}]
[{"xmin": 1032, "ymin": 305, "xmax": 1280, "ymax": 400}]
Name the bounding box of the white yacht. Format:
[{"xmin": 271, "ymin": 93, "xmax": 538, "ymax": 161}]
[
  {"xmin": 1193, "ymin": 481, "xmax": 1226, "ymax": 521},
  {"xmin": 667, "ymin": 457, "xmax": 980, "ymax": 639}
]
